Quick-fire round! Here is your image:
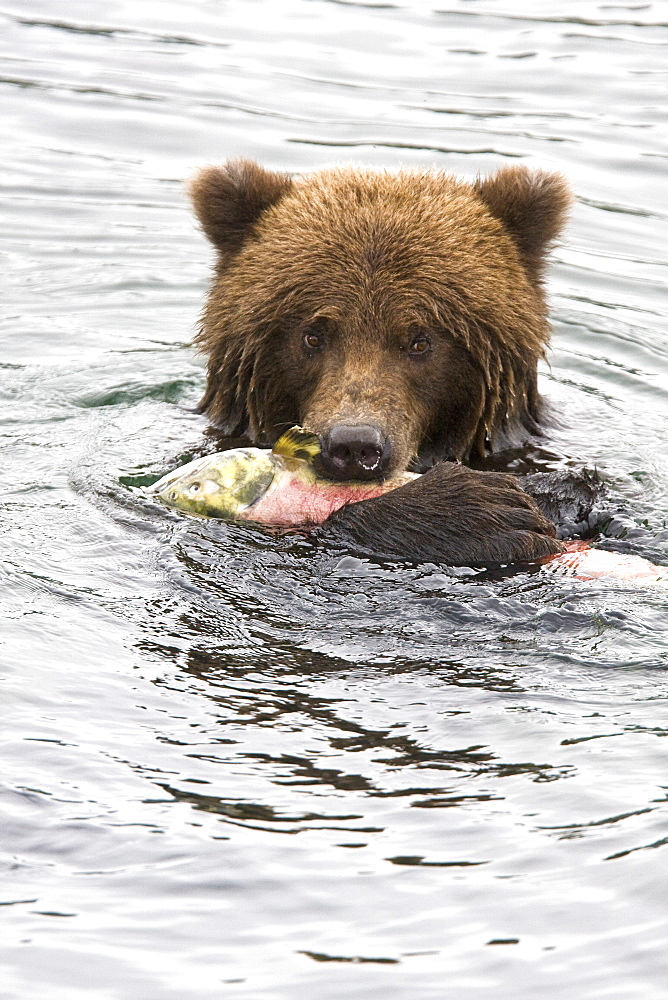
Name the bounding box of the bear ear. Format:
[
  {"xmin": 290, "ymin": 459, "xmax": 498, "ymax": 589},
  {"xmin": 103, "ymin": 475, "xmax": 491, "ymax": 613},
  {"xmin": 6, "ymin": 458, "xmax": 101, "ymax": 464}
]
[
  {"xmin": 188, "ymin": 159, "xmax": 294, "ymax": 256},
  {"xmin": 474, "ymin": 166, "xmax": 572, "ymax": 281}
]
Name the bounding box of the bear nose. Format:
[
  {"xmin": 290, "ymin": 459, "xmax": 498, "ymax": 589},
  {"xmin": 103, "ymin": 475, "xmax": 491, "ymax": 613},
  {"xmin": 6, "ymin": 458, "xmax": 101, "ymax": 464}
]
[{"xmin": 319, "ymin": 424, "xmax": 391, "ymax": 481}]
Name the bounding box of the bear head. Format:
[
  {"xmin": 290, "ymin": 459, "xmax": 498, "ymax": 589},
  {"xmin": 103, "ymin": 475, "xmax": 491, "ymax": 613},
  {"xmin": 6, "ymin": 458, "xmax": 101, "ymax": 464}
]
[{"xmin": 189, "ymin": 159, "xmax": 571, "ymax": 480}]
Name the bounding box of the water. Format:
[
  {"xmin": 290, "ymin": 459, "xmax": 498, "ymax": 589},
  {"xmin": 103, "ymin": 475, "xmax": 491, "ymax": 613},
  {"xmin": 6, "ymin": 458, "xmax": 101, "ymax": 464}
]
[{"xmin": 1, "ymin": 1, "xmax": 667, "ymax": 997}]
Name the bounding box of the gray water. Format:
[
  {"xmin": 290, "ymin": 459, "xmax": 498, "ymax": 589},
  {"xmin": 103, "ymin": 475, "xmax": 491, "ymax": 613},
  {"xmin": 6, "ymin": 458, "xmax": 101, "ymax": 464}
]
[{"xmin": 1, "ymin": 2, "xmax": 667, "ymax": 998}]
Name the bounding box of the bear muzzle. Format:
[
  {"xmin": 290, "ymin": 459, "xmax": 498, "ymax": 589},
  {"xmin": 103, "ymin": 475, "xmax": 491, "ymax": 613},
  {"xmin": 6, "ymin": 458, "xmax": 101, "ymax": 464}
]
[{"xmin": 316, "ymin": 424, "xmax": 392, "ymax": 482}]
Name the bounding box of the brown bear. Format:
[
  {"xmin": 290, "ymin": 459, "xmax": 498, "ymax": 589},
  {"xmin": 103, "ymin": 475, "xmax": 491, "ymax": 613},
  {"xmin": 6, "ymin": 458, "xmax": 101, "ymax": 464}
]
[{"xmin": 188, "ymin": 159, "xmax": 576, "ymax": 567}]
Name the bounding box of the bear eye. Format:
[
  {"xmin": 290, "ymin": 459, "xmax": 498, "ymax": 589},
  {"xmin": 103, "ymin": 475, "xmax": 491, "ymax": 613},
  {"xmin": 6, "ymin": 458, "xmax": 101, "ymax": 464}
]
[
  {"xmin": 408, "ymin": 334, "xmax": 431, "ymax": 356},
  {"xmin": 302, "ymin": 329, "xmax": 324, "ymax": 351}
]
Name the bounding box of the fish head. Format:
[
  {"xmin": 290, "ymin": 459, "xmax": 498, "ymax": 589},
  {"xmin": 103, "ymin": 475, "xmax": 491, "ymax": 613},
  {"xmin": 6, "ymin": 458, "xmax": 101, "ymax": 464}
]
[{"xmin": 149, "ymin": 448, "xmax": 276, "ymax": 518}]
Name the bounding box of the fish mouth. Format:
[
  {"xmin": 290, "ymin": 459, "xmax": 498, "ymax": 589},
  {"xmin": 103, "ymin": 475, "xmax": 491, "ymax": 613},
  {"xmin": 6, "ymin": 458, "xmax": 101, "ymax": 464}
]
[
  {"xmin": 146, "ymin": 469, "xmax": 188, "ymax": 498},
  {"xmin": 147, "ymin": 455, "xmax": 209, "ymax": 497}
]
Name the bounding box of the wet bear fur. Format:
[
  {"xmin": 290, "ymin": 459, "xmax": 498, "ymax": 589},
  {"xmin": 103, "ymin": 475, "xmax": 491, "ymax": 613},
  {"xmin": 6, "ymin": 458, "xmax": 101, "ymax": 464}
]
[{"xmin": 189, "ymin": 159, "xmax": 576, "ymax": 567}]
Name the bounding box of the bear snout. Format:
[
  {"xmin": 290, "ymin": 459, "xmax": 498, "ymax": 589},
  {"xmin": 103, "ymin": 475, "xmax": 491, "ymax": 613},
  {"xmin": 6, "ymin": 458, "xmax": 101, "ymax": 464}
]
[{"xmin": 317, "ymin": 423, "xmax": 392, "ymax": 482}]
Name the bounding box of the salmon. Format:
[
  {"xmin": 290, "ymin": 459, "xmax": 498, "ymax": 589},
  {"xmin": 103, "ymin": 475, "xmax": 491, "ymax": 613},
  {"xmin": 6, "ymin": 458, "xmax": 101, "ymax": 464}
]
[{"xmin": 149, "ymin": 427, "xmax": 416, "ymax": 526}]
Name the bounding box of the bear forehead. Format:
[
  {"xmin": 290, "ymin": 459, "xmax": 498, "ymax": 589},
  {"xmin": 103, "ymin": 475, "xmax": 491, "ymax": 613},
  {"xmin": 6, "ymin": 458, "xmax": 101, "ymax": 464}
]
[
  {"xmin": 256, "ymin": 168, "xmax": 506, "ymax": 248},
  {"xmin": 222, "ymin": 170, "xmax": 537, "ymax": 321}
]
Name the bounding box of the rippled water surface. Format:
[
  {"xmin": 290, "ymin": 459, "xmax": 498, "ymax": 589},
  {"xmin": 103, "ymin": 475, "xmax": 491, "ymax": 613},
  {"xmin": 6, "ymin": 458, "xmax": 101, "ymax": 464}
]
[{"xmin": 2, "ymin": 2, "xmax": 667, "ymax": 997}]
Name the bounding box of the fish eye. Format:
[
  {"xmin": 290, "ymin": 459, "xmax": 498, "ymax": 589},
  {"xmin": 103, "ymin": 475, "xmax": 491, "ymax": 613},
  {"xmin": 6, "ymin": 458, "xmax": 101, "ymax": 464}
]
[
  {"xmin": 408, "ymin": 334, "xmax": 431, "ymax": 356},
  {"xmin": 169, "ymin": 491, "xmax": 177, "ymax": 500},
  {"xmin": 189, "ymin": 482, "xmax": 201, "ymax": 493}
]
